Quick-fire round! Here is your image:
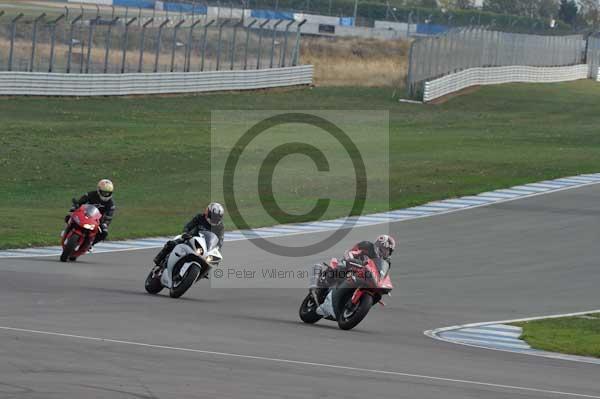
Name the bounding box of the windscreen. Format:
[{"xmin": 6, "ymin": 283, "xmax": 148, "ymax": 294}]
[
  {"xmin": 202, "ymin": 231, "xmax": 220, "ymax": 251},
  {"xmin": 82, "ymin": 204, "xmax": 101, "ymax": 218}
]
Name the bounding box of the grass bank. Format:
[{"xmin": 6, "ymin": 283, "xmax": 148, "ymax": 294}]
[
  {"xmin": 514, "ymin": 313, "xmax": 600, "ymax": 358},
  {"xmin": 2, "ymin": 81, "xmax": 600, "ymax": 249}
]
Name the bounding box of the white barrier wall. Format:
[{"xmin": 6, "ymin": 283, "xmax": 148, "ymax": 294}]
[
  {"xmin": 423, "ymin": 65, "xmax": 589, "ymax": 102},
  {"xmin": 597, "ymin": 67, "xmax": 600, "ymax": 82},
  {"xmin": 0, "ymin": 66, "xmax": 313, "ymax": 96}
]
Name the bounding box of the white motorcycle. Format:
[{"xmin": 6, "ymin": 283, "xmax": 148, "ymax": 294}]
[{"xmin": 144, "ymin": 231, "xmax": 222, "ymax": 298}]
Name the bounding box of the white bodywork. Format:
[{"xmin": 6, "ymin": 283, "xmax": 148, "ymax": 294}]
[
  {"xmin": 316, "ymin": 291, "xmax": 335, "ymax": 319},
  {"xmin": 160, "ymin": 232, "xmax": 222, "ymax": 289}
]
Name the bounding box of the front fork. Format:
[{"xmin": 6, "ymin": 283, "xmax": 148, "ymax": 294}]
[{"xmin": 351, "ymin": 289, "xmax": 364, "ymax": 305}]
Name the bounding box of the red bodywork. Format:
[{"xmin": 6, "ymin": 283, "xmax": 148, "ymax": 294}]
[
  {"xmin": 61, "ymin": 204, "xmax": 102, "ymax": 259},
  {"xmin": 338, "ymin": 258, "xmax": 394, "ymax": 306}
]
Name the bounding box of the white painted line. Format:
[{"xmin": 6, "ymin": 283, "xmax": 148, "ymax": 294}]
[
  {"xmin": 426, "ymin": 201, "xmax": 468, "ymax": 209},
  {"xmin": 495, "ymin": 189, "xmax": 535, "ymax": 195},
  {"xmin": 409, "ymin": 206, "xmax": 447, "ymax": 212},
  {"xmin": 512, "ymin": 185, "xmax": 549, "ymax": 193},
  {"xmin": 554, "ymin": 178, "xmax": 590, "ymax": 184},
  {"xmin": 441, "ymin": 199, "xmax": 489, "ymax": 206},
  {"xmin": 0, "ymin": 325, "xmax": 598, "ymax": 398},
  {"xmin": 477, "ymin": 324, "xmax": 522, "ymax": 332},
  {"xmin": 561, "ymin": 176, "xmax": 597, "ymax": 183},
  {"xmin": 477, "ymin": 192, "xmax": 519, "ymax": 199},
  {"xmin": 441, "ymin": 332, "xmax": 526, "ymax": 345},
  {"xmin": 458, "ymin": 327, "xmax": 522, "ymax": 338},
  {"xmin": 386, "ymin": 210, "xmax": 429, "ymax": 215},
  {"xmin": 459, "ymin": 196, "xmax": 497, "ymax": 202},
  {"xmin": 440, "ymin": 335, "xmax": 530, "ymax": 350},
  {"xmin": 526, "ymin": 183, "xmax": 564, "ymax": 189}
]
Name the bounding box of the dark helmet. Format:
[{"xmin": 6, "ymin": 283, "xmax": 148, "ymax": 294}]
[
  {"xmin": 204, "ymin": 202, "xmax": 224, "ymax": 226},
  {"xmin": 374, "ymin": 235, "xmax": 396, "ymax": 259}
]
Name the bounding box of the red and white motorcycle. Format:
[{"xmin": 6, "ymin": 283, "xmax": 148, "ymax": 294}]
[{"xmin": 299, "ymin": 257, "xmax": 393, "ymax": 330}]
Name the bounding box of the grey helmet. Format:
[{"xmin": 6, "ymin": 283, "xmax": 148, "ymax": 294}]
[
  {"xmin": 204, "ymin": 202, "xmax": 224, "ymax": 226},
  {"xmin": 374, "ymin": 235, "xmax": 396, "ymax": 259}
]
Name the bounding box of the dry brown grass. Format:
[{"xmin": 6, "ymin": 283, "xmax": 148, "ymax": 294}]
[{"xmin": 301, "ymin": 36, "xmax": 410, "ymax": 87}]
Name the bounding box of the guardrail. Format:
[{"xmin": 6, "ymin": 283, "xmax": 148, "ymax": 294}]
[
  {"xmin": 422, "ymin": 64, "xmax": 588, "ymax": 102},
  {"xmin": 0, "ymin": 65, "xmax": 313, "ymax": 96}
]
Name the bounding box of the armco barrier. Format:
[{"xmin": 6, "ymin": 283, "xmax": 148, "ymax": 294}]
[
  {"xmin": 0, "ymin": 66, "xmax": 313, "ymax": 96},
  {"xmin": 597, "ymin": 67, "xmax": 600, "ymax": 82},
  {"xmin": 423, "ymin": 64, "xmax": 588, "ymax": 102}
]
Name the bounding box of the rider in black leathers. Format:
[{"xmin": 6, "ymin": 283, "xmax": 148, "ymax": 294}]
[
  {"xmin": 153, "ymin": 202, "xmax": 225, "ymax": 266},
  {"xmin": 66, "ymin": 179, "xmax": 115, "ymax": 246}
]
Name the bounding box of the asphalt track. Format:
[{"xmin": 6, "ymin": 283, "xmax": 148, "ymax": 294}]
[{"xmin": 1, "ymin": 184, "xmax": 599, "ymax": 399}]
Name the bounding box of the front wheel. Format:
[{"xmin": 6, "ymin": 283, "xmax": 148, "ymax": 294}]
[
  {"xmin": 145, "ymin": 267, "xmax": 164, "ymax": 295},
  {"xmin": 299, "ymin": 293, "xmax": 322, "ymax": 324},
  {"xmin": 336, "ymin": 287, "xmax": 373, "ymax": 331},
  {"xmin": 169, "ymin": 264, "xmax": 201, "ymax": 298},
  {"xmin": 60, "ymin": 233, "xmax": 81, "ymax": 262}
]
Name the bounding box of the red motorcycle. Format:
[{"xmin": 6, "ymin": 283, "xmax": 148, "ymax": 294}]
[
  {"xmin": 60, "ymin": 201, "xmax": 102, "ymax": 262},
  {"xmin": 299, "ymin": 257, "xmax": 394, "ymax": 330}
]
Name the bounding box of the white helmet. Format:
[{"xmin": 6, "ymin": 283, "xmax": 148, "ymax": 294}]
[{"xmin": 97, "ymin": 179, "xmax": 114, "ymax": 202}]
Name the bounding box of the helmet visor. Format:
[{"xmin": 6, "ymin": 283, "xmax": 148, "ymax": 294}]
[
  {"xmin": 207, "ymin": 212, "xmax": 222, "ymax": 226},
  {"xmin": 99, "ymin": 190, "xmax": 112, "ymax": 199},
  {"xmin": 376, "ymin": 243, "xmax": 391, "ymax": 259}
]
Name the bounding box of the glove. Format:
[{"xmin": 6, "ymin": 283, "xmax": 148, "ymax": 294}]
[{"xmin": 181, "ymin": 232, "xmax": 192, "ymax": 241}]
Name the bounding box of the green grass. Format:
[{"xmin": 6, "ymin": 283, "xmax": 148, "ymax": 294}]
[
  {"xmin": 2, "ymin": 81, "xmax": 600, "ymax": 249},
  {"xmin": 514, "ymin": 313, "xmax": 600, "ymax": 358}
]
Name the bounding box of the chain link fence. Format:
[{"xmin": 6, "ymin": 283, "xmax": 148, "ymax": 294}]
[
  {"xmin": 407, "ymin": 28, "xmax": 590, "ymax": 100},
  {"xmin": 0, "ymin": 8, "xmax": 304, "ymax": 74}
]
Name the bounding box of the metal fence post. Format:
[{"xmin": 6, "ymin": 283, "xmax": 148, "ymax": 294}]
[
  {"xmin": 279, "ymin": 20, "xmax": 294, "ymax": 67},
  {"xmin": 256, "ymin": 19, "xmax": 270, "ymax": 69},
  {"xmin": 216, "ymin": 19, "xmax": 230, "ymax": 71},
  {"xmin": 103, "ymin": 16, "xmax": 120, "ymax": 73},
  {"xmin": 185, "ymin": 19, "xmax": 202, "ymax": 72},
  {"xmin": 269, "ymin": 19, "xmax": 283, "ymax": 68},
  {"xmin": 121, "ymin": 17, "xmax": 138, "ymax": 73},
  {"xmin": 200, "ymin": 20, "xmax": 215, "ymax": 71},
  {"xmin": 230, "ymin": 20, "xmax": 244, "ymax": 70},
  {"xmin": 154, "ymin": 19, "xmax": 170, "ymax": 73},
  {"xmin": 291, "ymin": 19, "xmax": 306, "ymax": 66},
  {"xmin": 243, "ymin": 20, "xmax": 257, "ymax": 70},
  {"xmin": 30, "ymin": 13, "xmax": 46, "ymax": 72},
  {"xmin": 66, "ymin": 12, "xmax": 82, "ymax": 73},
  {"xmin": 138, "ymin": 18, "xmax": 154, "ymax": 73},
  {"xmin": 48, "ymin": 14, "xmax": 65, "ymax": 73},
  {"xmin": 171, "ymin": 19, "xmax": 186, "ymax": 72},
  {"xmin": 8, "ymin": 13, "xmax": 23, "ymax": 71},
  {"xmin": 406, "ymin": 39, "xmax": 417, "ymax": 98},
  {"xmin": 85, "ymin": 15, "xmax": 100, "ymax": 73}
]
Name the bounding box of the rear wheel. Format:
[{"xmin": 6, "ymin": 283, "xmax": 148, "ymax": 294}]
[
  {"xmin": 299, "ymin": 293, "xmax": 322, "ymax": 324},
  {"xmin": 145, "ymin": 266, "xmax": 164, "ymax": 295},
  {"xmin": 60, "ymin": 233, "xmax": 81, "ymax": 262},
  {"xmin": 169, "ymin": 264, "xmax": 201, "ymax": 298},
  {"xmin": 335, "ymin": 282, "xmax": 373, "ymax": 331}
]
